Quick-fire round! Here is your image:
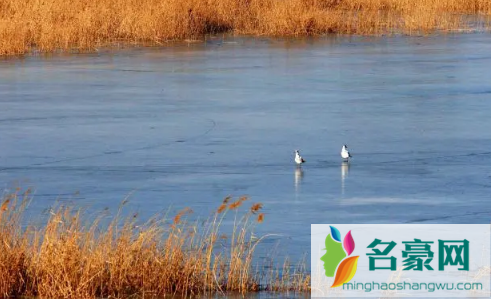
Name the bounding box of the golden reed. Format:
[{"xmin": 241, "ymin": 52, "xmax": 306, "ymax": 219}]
[
  {"xmin": 0, "ymin": 189, "xmax": 309, "ymax": 298},
  {"xmin": 0, "ymin": 0, "xmax": 490, "ymax": 55}
]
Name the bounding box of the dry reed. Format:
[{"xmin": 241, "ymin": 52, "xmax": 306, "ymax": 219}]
[
  {"xmin": 0, "ymin": 189, "xmax": 309, "ymax": 298},
  {"xmin": 0, "ymin": 0, "xmax": 490, "ymax": 55}
]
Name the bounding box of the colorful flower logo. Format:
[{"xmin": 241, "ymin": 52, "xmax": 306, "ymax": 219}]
[{"xmin": 320, "ymin": 226, "xmax": 359, "ymax": 288}]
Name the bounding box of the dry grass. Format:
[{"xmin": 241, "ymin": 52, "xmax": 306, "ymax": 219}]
[
  {"xmin": 0, "ymin": 189, "xmax": 310, "ymax": 298},
  {"xmin": 0, "ymin": 0, "xmax": 490, "ymax": 55}
]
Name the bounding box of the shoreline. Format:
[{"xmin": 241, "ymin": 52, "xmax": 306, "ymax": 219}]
[{"xmin": 2, "ymin": 28, "xmax": 490, "ymax": 60}]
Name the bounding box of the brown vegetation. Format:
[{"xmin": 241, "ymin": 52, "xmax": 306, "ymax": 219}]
[
  {"xmin": 0, "ymin": 0, "xmax": 490, "ymax": 55},
  {"xmin": 0, "ymin": 189, "xmax": 310, "ymax": 298}
]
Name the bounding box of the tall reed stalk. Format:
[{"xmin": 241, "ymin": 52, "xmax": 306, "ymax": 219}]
[{"xmin": 0, "ymin": 189, "xmax": 309, "ymax": 298}]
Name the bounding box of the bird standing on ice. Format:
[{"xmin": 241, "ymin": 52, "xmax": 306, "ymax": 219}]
[
  {"xmin": 341, "ymin": 145, "xmax": 352, "ymax": 161},
  {"xmin": 294, "ymin": 150, "xmax": 305, "ymax": 165}
]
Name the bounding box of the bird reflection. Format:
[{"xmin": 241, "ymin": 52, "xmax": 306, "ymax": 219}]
[
  {"xmin": 341, "ymin": 162, "xmax": 350, "ymax": 195},
  {"xmin": 294, "ymin": 166, "xmax": 304, "ymax": 194}
]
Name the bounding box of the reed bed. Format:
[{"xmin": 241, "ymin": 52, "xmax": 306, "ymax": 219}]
[
  {"xmin": 0, "ymin": 189, "xmax": 310, "ymax": 298},
  {"xmin": 0, "ymin": 0, "xmax": 491, "ymax": 55}
]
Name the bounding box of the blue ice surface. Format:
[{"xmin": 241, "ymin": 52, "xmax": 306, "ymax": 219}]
[{"xmin": 1, "ymin": 34, "xmax": 491, "ymax": 263}]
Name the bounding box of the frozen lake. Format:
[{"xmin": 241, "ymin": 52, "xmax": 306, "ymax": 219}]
[{"xmin": 1, "ymin": 34, "xmax": 491, "ymax": 259}]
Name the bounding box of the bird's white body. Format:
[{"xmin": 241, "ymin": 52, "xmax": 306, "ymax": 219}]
[
  {"xmin": 341, "ymin": 145, "xmax": 351, "ymax": 160},
  {"xmin": 295, "ymin": 150, "xmax": 305, "ymax": 164}
]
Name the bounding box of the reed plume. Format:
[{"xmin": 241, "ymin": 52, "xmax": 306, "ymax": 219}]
[{"xmin": 0, "ymin": 190, "xmax": 309, "ymax": 298}]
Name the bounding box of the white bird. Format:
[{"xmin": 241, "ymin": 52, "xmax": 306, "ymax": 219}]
[
  {"xmin": 341, "ymin": 145, "xmax": 352, "ymax": 161},
  {"xmin": 294, "ymin": 150, "xmax": 305, "ymax": 165}
]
